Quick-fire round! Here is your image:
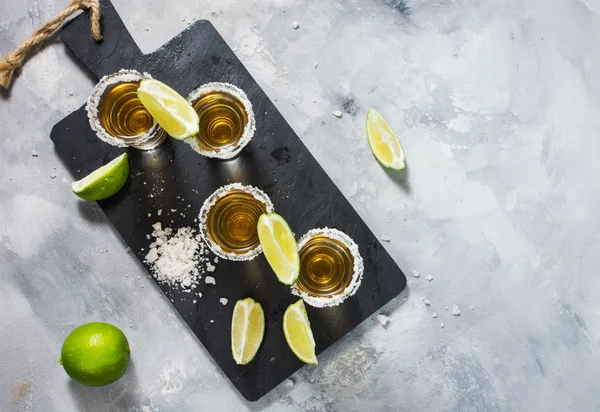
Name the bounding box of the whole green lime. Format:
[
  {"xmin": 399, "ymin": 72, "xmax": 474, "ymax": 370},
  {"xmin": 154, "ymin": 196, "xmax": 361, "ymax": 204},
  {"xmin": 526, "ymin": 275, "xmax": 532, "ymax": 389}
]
[{"xmin": 60, "ymin": 322, "xmax": 130, "ymax": 386}]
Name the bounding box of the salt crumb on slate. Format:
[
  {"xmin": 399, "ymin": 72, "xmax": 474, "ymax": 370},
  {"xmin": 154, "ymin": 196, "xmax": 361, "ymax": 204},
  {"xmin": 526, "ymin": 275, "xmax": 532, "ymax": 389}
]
[
  {"xmin": 426, "ymin": 274, "xmax": 434, "ymax": 281},
  {"xmin": 432, "ymin": 312, "xmax": 438, "ymax": 318},
  {"xmin": 206, "ymin": 262, "xmax": 216, "ymax": 272},
  {"xmin": 219, "ymin": 297, "xmax": 228, "ymax": 306},
  {"xmin": 31, "ymin": 150, "xmax": 38, "ymax": 157},
  {"xmin": 205, "ymin": 276, "xmax": 216, "ymax": 285},
  {"xmin": 314, "ymin": 62, "xmax": 319, "ymax": 68},
  {"xmin": 376, "ymin": 314, "xmax": 390, "ymax": 326},
  {"xmin": 381, "ymin": 235, "xmax": 391, "ymax": 242},
  {"xmin": 423, "ymin": 298, "xmax": 431, "ymax": 306},
  {"xmin": 144, "ymin": 223, "xmax": 215, "ymax": 292},
  {"xmin": 412, "ymin": 270, "xmax": 420, "ymax": 278},
  {"xmin": 158, "ymin": 209, "xmax": 162, "ymax": 216},
  {"xmin": 445, "ymin": 306, "xmax": 449, "ymax": 311},
  {"xmin": 452, "ymin": 305, "xmax": 461, "ymax": 316},
  {"xmin": 440, "ymin": 322, "xmax": 445, "ymax": 329},
  {"xmin": 210, "ymin": 320, "xmax": 214, "ymax": 323},
  {"xmin": 471, "ymin": 306, "xmax": 475, "ymax": 310},
  {"xmin": 292, "ymin": 21, "xmax": 299, "ymax": 29},
  {"xmin": 332, "ymin": 110, "xmax": 343, "ymax": 118},
  {"xmin": 50, "ymin": 174, "xmax": 56, "ymax": 179},
  {"xmin": 193, "ymin": 300, "xmax": 197, "ymax": 304}
]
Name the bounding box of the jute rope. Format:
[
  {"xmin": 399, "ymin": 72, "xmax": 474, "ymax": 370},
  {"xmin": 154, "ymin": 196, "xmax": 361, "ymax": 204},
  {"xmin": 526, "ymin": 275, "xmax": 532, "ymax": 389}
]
[{"xmin": 0, "ymin": 0, "xmax": 103, "ymax": 89}]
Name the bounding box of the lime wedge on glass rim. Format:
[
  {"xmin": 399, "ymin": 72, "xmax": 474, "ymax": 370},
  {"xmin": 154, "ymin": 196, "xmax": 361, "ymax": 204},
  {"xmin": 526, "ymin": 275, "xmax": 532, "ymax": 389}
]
[
  {"xmin": 137, "ymin": 79, "xmax": 199, "ymax": 139},
  {"xmin": 283, "ymin": 299, "xmax": 318, "ymax": 365},
  {"xmin": 257, "ymin": 213, "xmax": 300, "ymax": 285},
  {"xmin": 231, "ymin": 298, "xmax": 265, "ymax": 365},
  {"xmin": 366, "ymin": 108, "xmax": 406, "ymax": 170},
  {"xmin": 71, "ymin": 153, "xmax": 129, "ymax": 201}
]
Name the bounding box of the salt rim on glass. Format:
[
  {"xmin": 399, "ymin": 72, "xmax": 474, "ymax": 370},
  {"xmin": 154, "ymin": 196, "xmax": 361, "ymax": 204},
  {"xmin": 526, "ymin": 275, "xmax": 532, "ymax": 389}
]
[
  {"xmin": 185, "ymin": 82, "xmax": 256, "ymax": 159},
  {"xmin": 86, "ymin": 69, "xmax": 161, "ymax": 148},
  {"xmin": 198, "ymin": 182, "xmax": 274, "ymax": 261},
  {"xmin": 291, "ymin": 227, "xmax": 364, "ymax": 308}
]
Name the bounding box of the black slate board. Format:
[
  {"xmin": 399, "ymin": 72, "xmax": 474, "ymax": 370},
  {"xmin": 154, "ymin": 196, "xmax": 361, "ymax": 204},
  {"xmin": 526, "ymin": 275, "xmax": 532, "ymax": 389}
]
[{"xmin": 51, "ymin": 0, "xmax": 407, "ymax": 401}]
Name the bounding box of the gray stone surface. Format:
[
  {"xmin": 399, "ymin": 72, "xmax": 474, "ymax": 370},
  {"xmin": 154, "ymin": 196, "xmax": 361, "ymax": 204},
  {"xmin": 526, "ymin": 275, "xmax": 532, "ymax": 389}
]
[{"xmin": 1, "ymin": 0, "xmax": 599, "ymax": 411}]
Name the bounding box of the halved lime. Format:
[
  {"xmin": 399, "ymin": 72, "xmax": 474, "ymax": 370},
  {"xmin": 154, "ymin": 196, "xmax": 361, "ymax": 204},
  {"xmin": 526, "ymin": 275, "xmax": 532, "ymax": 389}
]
[
  {"xmin": 231, "ymin": 298, "xmax": 265, "ymax": 365},
  {"xmin": 283, "ymin": 299, "xmax": 317, "ymax": 365},
  {"xmin": 366, "ymin": 109, "xmax": 406, "ymax": 170},
  {"xmin": 71, "ymin": 153, "xmax": 129, "ymax": 201},
  {"xmin": 137, "ymin": 79, "xmax": 199, "ymax": 139},
  {"xmin": 257, "ymin": 213, "xmax": 300, "ymax": 285}
]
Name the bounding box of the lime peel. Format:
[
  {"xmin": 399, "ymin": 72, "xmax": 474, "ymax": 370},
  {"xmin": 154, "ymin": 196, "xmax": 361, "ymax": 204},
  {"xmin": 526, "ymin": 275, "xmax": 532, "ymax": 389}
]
[
  {"xmin": 283, "ymin": 299, "xmax": 318, "ymax": 365},
  {"xmin": 137, "ymin": 79, "xmax": 199, "ymax": 139},
  {"xmin": 231, "ymin": 298, "xmax": 265, "ymax": 365},
  {"xmin": 367, "ymin": 108, "xmax": 406, "ymax": 170},
  {"xmin": 257, "ymin": 213, "xmax": 300, "ymax": 285},
  {"xmin": 71, "ymin": 153, "xmax": 129, "ymax": 201}
]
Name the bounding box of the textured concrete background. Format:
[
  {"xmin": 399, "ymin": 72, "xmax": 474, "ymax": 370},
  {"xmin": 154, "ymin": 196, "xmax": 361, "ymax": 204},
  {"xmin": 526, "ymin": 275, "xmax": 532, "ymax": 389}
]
[{"xmin": 2, "ymin": 0, "xmax": 600, "ymax": 411}]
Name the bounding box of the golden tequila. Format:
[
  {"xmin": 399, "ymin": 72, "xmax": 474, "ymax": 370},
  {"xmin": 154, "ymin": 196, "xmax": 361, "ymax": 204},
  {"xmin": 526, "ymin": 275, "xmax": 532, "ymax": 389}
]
[
  {"xmin": 297, "ymin": 235, "xmax": 354, "ymax": 297},
  {"xmin": 87, "ymin": 70, "xmax": 165, "ymax": 150},
  {"xmin": 199, "ymin": 183, "xmax": 273, "ymax": 260},
  {"xmin": 187, "ymin": 83, "xmax": 255, "ymax": 159},
  {"xmin": 293, "ymin": 228, "xmax": 364, "ymax": 308}
]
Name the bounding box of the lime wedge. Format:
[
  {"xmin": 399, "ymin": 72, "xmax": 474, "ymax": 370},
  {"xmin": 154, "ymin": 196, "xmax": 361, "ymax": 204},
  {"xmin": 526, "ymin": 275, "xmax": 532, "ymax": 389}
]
[
  {"xmin": 137, "ymin": 79, "xmax": 199, "ymax": 139},
  {"xmin": 231, "ymin": 298, "xmax": 265, "ymax": 365},
  {"xmin": 257, "ymin": 213, "xmax": 299, "ymax": 285},
  {"xmin": 283, "ymin": 299, "xmax": 318, "ymax": 365},
  {"xmin": 71, "ymin": 153, "xmax": 129, "ymax": 201},
  {"xmin": 366, "ymin": 109, "xmax": 406, "ymax": 170}
]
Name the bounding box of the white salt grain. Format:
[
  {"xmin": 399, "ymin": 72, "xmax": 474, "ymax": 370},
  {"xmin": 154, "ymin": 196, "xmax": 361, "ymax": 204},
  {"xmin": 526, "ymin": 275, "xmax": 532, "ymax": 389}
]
[
  {"xmin": 440, "ymin": 322, "xmax": 445, "ymax": 329},
  {"xmin": 206, "ymin": 262, "xmax": 216, "ymax": 272},
  {"xmin": 31, "ymin": 150, "xmax": 38, "ymax": 157},
  {"xmin": 432, "ymin": 312, "xmax": 438, "ymax": 318},
  {"xmin": 292, "ymin": 21, "xmax": 299, "ymax": 29},
  {"xmin": 412, "ymin": 270, "xmax": 420, "ymax": 278},
  {"xmin": 219, "ymin": 298, "xmax": 228, "ymax": 306},
  {"xmin": 376, "ymin": 314, "xmax": 390, "ymax": 326},
  {"xmin": 426, "ymin": 274, "xmax": 434, "ymax": 281},
  {"xmin": 452, "ymin": 305, "xmax": 461, "ymax": 316},
  {"xmin": 158, "ymin": 209, "xmax": 162, "ymax": 216},
  {"xmin": 423, "ymin": 298, "xmax": 431, "ymax": 306},
  {"xmin": 381, "ymin": 235, "xmax": 391, "ymax": 242},
  {"xmin": 205, "ymin": 276, "xmax": 216, "ymax": 285},
  {"xmin": 332, "ymin": 110, "xmax": 343, "ymax": 118}
]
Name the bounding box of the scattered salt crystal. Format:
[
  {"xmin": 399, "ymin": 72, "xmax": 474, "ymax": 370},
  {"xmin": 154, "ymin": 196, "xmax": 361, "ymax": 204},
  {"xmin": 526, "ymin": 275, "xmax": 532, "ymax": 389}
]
[
  {"xmin": 31, "ymin": 150, "xmax": 38, "ymax": 157},
  {"xmin": 283, "ymin": 378, "xmax": 294, "ymax": 388},
  {"xmin": 210, "ymin": 320, "xmax": 214, "ymax": 323},
  {"xmin": 219, "ymin": 298, "xmax": 228, "ymax": 306},
  {"xmin": 376, "ymin": 314, "xmax": 390, "ymax": 326},
  {"xmin": 182, "ymin": 278, "xmax": 192, "ymax": 287},
  {"xmin": 171, "ymin": 209, "xmax": 177, "ymax": 212},
  {"xmin": 214, "ymin": 257, "xmax": 219, "ymax": 263},
  {"xmin": 50, "ymin": 174, "xmax": 56, "ymax": 179},
  {"xmin": 146, "ymin": 234, "xmax": 151, "ymax": 240},
  {"xmin": 426, "ymin": 274, "xmax": 434, "ymax": 281},
  {"xmin": 206, "ymin": 262, "xmax": 216, "ymax": 272},
  {"xmin": 193, "ymin": 300, "xmax": 197, "ymax": 304},
  {"xmin": 314, "ymin": 62, "xmax": 319, "ymax": 68},
  {"xmin": 423, "ymin": 298, "xmax": 431, "ymax": 306},
  {"xmin": 332, "ymin": 110, "xmax": 343, "ymax": 118},
  {"xmin": 471, "ymin": 306, "xmax": 475, "ymax": 311},
  {"xmin": 205, "ymin": 276, "xmax": 216, "ymax": 285},
  {"xmin": 158, "ymin": 209, "xmax": 162, "ymax": 216},
  {"xmin": 432, "ymin": 312, "xmax": 438, "ymax": 318},
  {"xmin": 152, "ymin": 222, "xmax": 162, "ymax": 231},
  {"xmin": 148, "ymin": 213, "xmax": 152, "ymax": 217},
  {"xmin": 412, "ymin": 270, "xmax": 420, "ymax": 278},
  {"xmin": 292, "ymin": 21, "xmax": 299, "ymax": 29},
  {"xmin": 198, "ymin": 292, "xmax": 203, "ymax": 298},
  {"xmin": 445, "ymin": 306, "xmax": 449, "ymax": 311},
  {"xmin": 381, "ymin": 235, "xmax": 391, "ymax": 242},
  {"xmin": 440, "ymin": 322, "xmax": 445, "ymax": 329},
  {"xmin": 452, "ymin": 305, "xmax": 461, "ymax": 316}
]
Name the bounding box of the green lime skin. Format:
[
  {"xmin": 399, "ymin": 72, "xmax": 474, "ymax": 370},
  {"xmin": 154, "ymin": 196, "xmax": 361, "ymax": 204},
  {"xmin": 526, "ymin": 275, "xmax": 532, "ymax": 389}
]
[{"xmin": 60, "ymin": 322, "xmax": 130, "ymax": 386}]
